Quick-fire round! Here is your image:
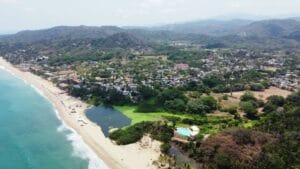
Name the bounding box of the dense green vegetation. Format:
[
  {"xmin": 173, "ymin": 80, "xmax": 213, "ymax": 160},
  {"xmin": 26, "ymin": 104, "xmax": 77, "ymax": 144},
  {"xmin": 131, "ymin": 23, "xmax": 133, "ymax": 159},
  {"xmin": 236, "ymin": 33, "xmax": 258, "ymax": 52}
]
[
  {"xmin": 109, "ymin": 121, "xmax": 173, "ymax": 145},
  {"xmin": 70, "ymin": 86, "xmax": 132, "ymax": 106},
  {"xmin": 186, "ymin": 96, "xmax": 218, "ymax": 114},
  {"xmin": 112, "ymin": 90, "xmax": 297, "ymax": 169},
  {"xmin": 116, "ymin": 105, "xmax": 251, "ymax": 134},
  {"xmin": 135, "ymin": 86, "xmax": 219, "ymax": 116},
  {"xmin": 179, "ymin": 90, "xmax": 300, "ymax": 169},
  {"xmin": 239, "ymin": 91, "xmax": 264, "ymax": 119}
]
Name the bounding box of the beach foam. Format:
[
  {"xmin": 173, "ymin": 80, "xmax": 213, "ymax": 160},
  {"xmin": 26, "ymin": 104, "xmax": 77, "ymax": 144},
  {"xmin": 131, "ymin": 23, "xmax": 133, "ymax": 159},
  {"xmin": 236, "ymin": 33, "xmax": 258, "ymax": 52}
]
[
  {"xmin": 0, "ymin": 66, "xmax": 29, "ymax": 85},
  {"xmin": 67, "ymin": 132, "xmax": 110, "ymax": 169},
  {"xmin": 0, "ymin": 63, "xmax": 109, "ymax": 169},
  {"xmin": 56, "ymin": 111, "xmax": 110, "ymax": 169},
  {"xmin": 1, "ymin": 66, "xmax": 50, "ymax": 100},
  {"xmin": 30, "ymin": 84, "xmax": 49, "ymax": 99}
]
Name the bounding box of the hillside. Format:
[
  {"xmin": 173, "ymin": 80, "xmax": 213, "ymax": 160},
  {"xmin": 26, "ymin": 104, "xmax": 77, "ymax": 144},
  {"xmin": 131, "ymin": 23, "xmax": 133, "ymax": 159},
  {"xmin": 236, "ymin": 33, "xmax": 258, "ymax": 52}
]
[
  {"xmin": 152, "ymin": 18, "xmax": 300, "ymax": 38},
  {"xmin": 1, "ymin": 18, "xmax": 300, "ymax": 64},
  {"xmin": 0, "ymin": 26, "xmax": 124, "ymax": 43},
  {"xmin": 0, "ymin": 26, "xmax": 150, "ymax": 64},
  {"xmin": 166, "ymin": 18, "xmax": 300, "ymax": 49},
  {"xmin": 237, "ymin": 19, "xmax": 300, "ymax": 37},
  {"xmin": 152, "ymin": 19, "xmax": 252, "ymax": 36}
]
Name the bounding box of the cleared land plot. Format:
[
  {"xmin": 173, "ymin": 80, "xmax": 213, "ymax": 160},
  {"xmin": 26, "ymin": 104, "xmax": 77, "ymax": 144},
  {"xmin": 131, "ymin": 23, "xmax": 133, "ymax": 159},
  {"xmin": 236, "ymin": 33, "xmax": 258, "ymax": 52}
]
[
  {"xmin": 212, "ymin": 87, "xmax": 291, "ymax": 108},
  {"xmin": 228, "ymin": 87, "xmax": 291, "ymax": 101}
]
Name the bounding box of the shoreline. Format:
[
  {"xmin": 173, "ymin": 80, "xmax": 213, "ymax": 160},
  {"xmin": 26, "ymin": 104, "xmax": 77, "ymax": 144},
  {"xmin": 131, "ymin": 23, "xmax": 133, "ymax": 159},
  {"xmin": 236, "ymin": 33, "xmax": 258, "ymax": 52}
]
[{"xmin": 0, "ymin": 58, "xmax": 161, "ymax": 169}]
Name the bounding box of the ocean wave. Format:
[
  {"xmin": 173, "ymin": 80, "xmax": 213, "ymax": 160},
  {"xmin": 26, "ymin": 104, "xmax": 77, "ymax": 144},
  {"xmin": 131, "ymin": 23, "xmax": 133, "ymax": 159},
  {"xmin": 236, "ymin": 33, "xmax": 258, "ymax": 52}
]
[
  {"xmin": 29, "ymin": 84, "xmax": 48, "ymax": 99},
  {"xmin": 55, "ymin": 110, "xmax": 110, "ymax": 169},
  {"xmin": 0, "ymin": 64, "xmax": 109, "ymax": 169},
  {"xmin": 0, "ymin": 66, "xmax": 15, "ymax": 76},
  {"xmin": 0, "ymin": 66, "xmax": 28, "ymax": 85},
  {"xmin": 57, "ymin": 123, "xmax": 68, "ymax": 132}
]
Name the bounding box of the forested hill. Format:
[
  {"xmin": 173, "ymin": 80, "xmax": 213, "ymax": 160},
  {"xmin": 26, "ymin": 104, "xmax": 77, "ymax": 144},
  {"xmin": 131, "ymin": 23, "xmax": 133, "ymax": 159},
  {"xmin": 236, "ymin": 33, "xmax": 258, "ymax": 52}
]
[
  {"xmin": 150, "ymin": 19, "xmax": 253, "ymax": 36},
  {"xmin": 1, "ymin": 18, "xmax": 300, "ymax": 64},
  {"xmin": 0, "ymin": 26, "xmax": 124, "ymax": 43},
  {"xmin": 0, "ymin": 26, "xmax": 151, "ymax": 64},
  {"xmin": 147, "ymin": 18, "xmax": 300, "ymax": 49},
  {"xmin": 151, "ymin": 18, "xmax": 300, "ymax": 38},
  {"xmin": 2, "ymin": 17, "xmax": 300, "ymax": 44}
]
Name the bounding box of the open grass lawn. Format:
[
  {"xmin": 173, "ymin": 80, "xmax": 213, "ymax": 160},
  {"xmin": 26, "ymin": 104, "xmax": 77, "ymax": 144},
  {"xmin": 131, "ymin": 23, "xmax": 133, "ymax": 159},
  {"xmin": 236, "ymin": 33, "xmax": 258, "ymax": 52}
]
[
  {"xmin": 115, "ymin": 106, "xmax": 257, "ymax": 135},
  {"xmin": 114, "ymin": 106, "xmax": 191, "ymax": 125}
]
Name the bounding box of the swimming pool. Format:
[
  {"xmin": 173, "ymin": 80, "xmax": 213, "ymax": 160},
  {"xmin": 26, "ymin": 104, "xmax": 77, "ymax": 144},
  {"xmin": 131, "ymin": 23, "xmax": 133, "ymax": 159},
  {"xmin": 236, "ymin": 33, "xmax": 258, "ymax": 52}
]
[{"xmin": 176, "ymin": 128, "xmax": 192, "ymax": 137}]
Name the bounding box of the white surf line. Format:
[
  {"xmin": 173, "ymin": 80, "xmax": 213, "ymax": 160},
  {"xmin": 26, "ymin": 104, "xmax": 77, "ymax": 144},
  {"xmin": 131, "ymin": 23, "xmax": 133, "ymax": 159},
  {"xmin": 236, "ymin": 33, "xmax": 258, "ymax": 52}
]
[
  {"xmin": 55, "ymin": 110, "xmax": 110, "ymax": 169},
  {"xmin": 0, "ymin": 61, "xmax": 110, "ymax": 169}
]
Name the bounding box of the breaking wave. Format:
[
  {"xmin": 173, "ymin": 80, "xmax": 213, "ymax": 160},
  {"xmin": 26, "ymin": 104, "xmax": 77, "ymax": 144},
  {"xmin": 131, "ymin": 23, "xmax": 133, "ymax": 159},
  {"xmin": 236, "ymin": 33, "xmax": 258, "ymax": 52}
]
[
  {"xmin": 0, "ymin": 65, "xmax": 109, "ymax": 169},
  {"xmin": 55, "ymin": 110, "xmax": 110, "ymax": 169}
]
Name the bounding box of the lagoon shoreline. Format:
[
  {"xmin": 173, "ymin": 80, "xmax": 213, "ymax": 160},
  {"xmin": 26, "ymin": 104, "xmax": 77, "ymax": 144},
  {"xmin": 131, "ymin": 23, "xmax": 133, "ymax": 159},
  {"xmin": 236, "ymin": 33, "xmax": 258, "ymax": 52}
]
[{"xmin": 0, "ymin": 57, "xmax": 161, "ymax": 169}]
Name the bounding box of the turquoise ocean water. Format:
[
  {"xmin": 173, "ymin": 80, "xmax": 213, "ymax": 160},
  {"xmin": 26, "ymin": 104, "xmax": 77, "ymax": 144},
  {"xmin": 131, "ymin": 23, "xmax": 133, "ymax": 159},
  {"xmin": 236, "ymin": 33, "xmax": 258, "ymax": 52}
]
[{"xmin": 0, "ymin": 68, "xmax": 108, "ymax": 169}]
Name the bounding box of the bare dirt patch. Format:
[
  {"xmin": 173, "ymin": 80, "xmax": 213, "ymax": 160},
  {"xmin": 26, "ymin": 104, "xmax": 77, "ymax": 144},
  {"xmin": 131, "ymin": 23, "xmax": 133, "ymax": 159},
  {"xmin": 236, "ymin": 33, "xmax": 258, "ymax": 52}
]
[{"xmin": 228, "ymin": 87, "xmax": 291, "ymax": 101}]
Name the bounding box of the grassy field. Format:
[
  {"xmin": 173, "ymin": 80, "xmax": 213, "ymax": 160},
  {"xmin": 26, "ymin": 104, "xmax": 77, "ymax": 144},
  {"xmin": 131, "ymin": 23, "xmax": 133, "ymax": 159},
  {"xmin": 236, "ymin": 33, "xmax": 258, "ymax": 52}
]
[
  {"xmin": 114, "ymin": 106, "xmax": 255, "ymax": 135},
  {"xmin": 114, "ymin": 106, "xmax": 191, "ymax": 125},
  {"xmin": 115, "ymin": 88, "xmax": 287, "ymax": 127}
]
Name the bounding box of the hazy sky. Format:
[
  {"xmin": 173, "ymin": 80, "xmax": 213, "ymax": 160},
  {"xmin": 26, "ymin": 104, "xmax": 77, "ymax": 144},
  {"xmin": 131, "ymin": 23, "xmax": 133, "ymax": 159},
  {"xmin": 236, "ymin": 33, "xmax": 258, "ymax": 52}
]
[{"xmin": 1, "ymin": 0, "xmax": 300, "ymax": 32}]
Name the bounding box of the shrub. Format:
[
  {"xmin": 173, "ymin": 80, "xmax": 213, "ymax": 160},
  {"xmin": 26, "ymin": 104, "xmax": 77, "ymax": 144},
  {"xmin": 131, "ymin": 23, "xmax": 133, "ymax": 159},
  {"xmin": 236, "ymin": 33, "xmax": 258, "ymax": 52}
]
[
  {"xmin": 240, "ymin": 101, "xmax": 258, "ymax": 119},
  {"xmin": 186, "ymin": 99, "xmax": 208, "ymax": 114},
  {"xmin": 263, "ymin": 103, "xmax": 277, "ymax": 113},
  {"xmin": 257, "ymin": 99, "xmax": 265, "ymax": 107},
  {"xmin": 182, "ymin": 118, "xmax": 199, "ymax": 125},
  {"xmin": 250, "ymin": 83, "xmax": 265, "ymax": 91},
  {"xmin": 240, "ymin": 91, "xmax": 257, "ymax": 102},
  {"xmin": 198, "ymin": 85, "xmax": 211, "ymax": 94},
  {"xmin": 156, "ymin": 88, "xmax": 187, "ymax": 106},
  {"xmin": 164, "ymin": 98, "xmax": 186, "ymax": 113},
  {"xmin": 212, "ymin": 85, "xmax": 230, "ymax": 93},
  {"xmin": 286, "ymin": 90, "xmax": 300, "ymax": 105},
  {"xmin": 227, "ymin": 106, "xmax": 238, "ymax": 115},
  {"xmin": 109, "ymin": 125, "xmax": 144, "ymax": 145},
  {"xmin": 222, "ymin": 94, "xmax": 229, "ymax": 100},
  {"xmin": 137, "ymin": 85, "xmax": 157, "ymax": 100},
  {"xmin": 203, "ymin": 76, "xmax": 225, "ymax": 88},
  {"xmin": 221, "ymin": 106, "xmax": 238, "ymax": 115},
  {"xmin": 232, "ymin": 83, "xmax": 245, "ymax": 92},
  {"xmin": 136, "ymin": 99, "xmax": 159, "ymax": 112},
  {"xmin": 201, "ymin": 96, "xmax": 218, "ymax": 112},
  {"xmin": 267, "ymin": 95, "xmax": 285, "ymax": 107},
  {"xmin": 160, "ymin": 143, "xmax": 171, "ymax": 154},
  {"xmin": 149, "ymin": 123, "xmax": 174, "ymax": 143},
  {"xmin": 162, "ymin": 116, "xmax": 181, "ymax": 127},
  {"xmin": 260, "ymin": 80, "xmax": 271, "ymax": 89},
  {"xmin": 109, "ymin": 122, "xmax": 174, "ymax": 145}
]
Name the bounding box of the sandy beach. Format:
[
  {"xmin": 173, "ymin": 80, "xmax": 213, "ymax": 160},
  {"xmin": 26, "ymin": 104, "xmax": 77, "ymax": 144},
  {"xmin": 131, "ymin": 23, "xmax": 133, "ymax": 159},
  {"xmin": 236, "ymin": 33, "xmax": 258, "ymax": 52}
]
[{"xmin": 0, "ymin": 57, "xmax": 161, "ymax": 169}]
